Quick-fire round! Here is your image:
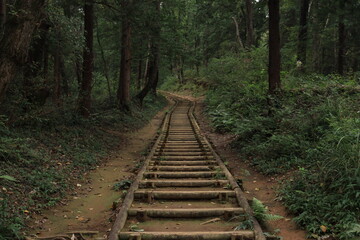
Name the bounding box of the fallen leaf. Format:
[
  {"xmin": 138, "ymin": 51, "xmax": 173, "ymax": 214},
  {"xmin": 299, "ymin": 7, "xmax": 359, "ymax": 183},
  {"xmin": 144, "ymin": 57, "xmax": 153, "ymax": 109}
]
[{"xmin": 320, "ymin": 225, "xmax": 327, "ymax": 232}]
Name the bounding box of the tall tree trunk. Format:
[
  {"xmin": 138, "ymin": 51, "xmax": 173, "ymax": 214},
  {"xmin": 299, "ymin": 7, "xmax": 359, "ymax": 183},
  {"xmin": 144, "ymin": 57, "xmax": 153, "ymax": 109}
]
[
  {"xmin": 245, "ymin": 0, "xmax": 255, "ymax": 47},
  {"xmin": 53, "ymin": 52, "xmax": 62, "ymax": 106},
  {"xmin": 311, "ymin": 0, "xmax": 320, "ymax": 72},
  {"xmin": 0, "ymin": 0, "xmax": 46, "ymax": 102},
  {"xmin": 79, "ymin": 0, "xmax": 94, "ymax": 117},
  {"xmin": 96, "ymin": 18, "xmax": 112, "ymax": 101},
  {"xmin": 136, "ymin": 0, "xmax": 161, "ymax": 104},
  {"xmin": 137, "ymin": 59, "xmax": 143, "ymax": 90},
  {"xmin": 117, "ymin": 0, "xmax": 132, "ymax": 110},
  {"xmin": 0, "ymin": 0, "xmax": 5, "ymax": 36},
  {"xmin": 297, "ymin": 0, "xmax": 310, "ymax": 68},
  {"xmin": 268, "ymin": 0, "xmax": 281, "ymax": 94},
  {"xmin": 232, "ymin": 17, "xmax": 244, "ymax": 49},
  {"xmin": 338, "ymin": 0, "xmax": 346, "ymax": 75}
]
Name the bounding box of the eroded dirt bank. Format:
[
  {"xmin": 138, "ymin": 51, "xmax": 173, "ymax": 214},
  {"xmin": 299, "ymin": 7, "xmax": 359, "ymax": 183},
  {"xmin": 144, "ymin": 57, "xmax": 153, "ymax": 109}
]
[{"xmin": 28, "ymin": 101, "xmax": 173, "ymax": 239}]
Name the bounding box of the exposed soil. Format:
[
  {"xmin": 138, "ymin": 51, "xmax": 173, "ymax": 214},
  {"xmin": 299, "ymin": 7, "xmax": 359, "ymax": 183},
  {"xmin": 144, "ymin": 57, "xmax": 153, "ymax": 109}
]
[
  {"xmin": 27, "ymin": 100, "xmax": 174, "ymax": 239},
  {"xmin": 194, "ymin": 100, "xmax": 308, "ymax": 240}
]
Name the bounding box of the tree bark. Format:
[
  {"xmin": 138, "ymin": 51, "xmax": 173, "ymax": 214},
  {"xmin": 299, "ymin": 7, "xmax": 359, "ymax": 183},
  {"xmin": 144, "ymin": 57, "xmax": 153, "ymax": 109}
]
[
  {"xmin": 136, "ymin": 0, "xmax": 160, "ymax": 104},
  {"xmin": 79, "ymin": 0, "xmax": 94, "ymax": 117},
  {"xmin": 0, "ymin": 0, "xmax": 46, "ymax": 102},
  {"xmin": 268, "ymin": 0, "xmax": 281, "ymax": 94},
  {"xmin": 245, "ymin": 0, "xmax": 255, "ymax": 47},
  {"xmin": 232, "ymin": 17, "xmax": 244, "ymax": 49},
  {"xmin": 53, "ymin": 52, "xmax": 62, "ymax": 105},
  {"xmin": 96, "ymin": 18, "xmax": 112, "ymax": 101},
  {"xmin": 311, "ymin": 0, "xmax": 320, "ymax": 72},
  {"xmin": 297, "ymin": 0, "xmax": 310, "ymax": 68},
  {"xmin": 0, "ymin": 0, "xmax": 5, "ymax": 35},
  {"xmin": 338, "ymin": 0, "xmax": 346, "ymax": 75},
  {"xmin": 117, "ymin": 0, "xmax": 132, "ymax": 110},
  {"xmin": 137, "ymin": 59, "xmax": 143, "ymax": 90}
]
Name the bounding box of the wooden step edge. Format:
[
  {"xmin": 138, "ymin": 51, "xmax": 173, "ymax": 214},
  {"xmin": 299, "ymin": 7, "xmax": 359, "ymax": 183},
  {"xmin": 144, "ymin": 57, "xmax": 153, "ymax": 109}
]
[
  {"xmin": 139, "ymin": 179, "xmax": 229, "ymax": 187},
  {"xmin": 128, "ymin": 207, "xmax": 245, "ymax": 218},
  {"xmin": 119, "ymin": 231, "xmax": 255, "ymax": 240}
]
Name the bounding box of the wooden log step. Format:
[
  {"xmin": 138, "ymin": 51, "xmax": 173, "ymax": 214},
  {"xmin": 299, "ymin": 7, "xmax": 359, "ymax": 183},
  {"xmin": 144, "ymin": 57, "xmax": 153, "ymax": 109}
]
[
  {"xmin": 119, "ymin": 231, "xmax": 255, "ymax": 240},
  {"xmin": 154, "ymin": 153, "xmax": 212, "ymax": 156},
  {"xmin": 143, "ymin": 171, "xmax": 222, "ymax": 179},
  {"xmin": 140, "ymin": 179, "xmax": 229, "ymax": 188},
  {"xmin": 152, "ymin": 156, "xmax": 214, "ymax": 160},
  {"xmin": 127, "ymin": 207, "xmax": 245, "ymax": 218},
  {"xmin": 156, "ymin": 147, "xmax": 207, "ymax": 151},
  {"xmin": 149, "ymin": 160, "xmax": 217, "ymax": 166},
  {"xmin": 134, "ymin": 190, "xmax": 235, "ymax": 200},
  {"xmin": 156, "ymin": 149, "xmax": 205, "ymax": 152},
  {"xmin": 147, "ymin": 166, "xmax": 213, "ymax": 171}
]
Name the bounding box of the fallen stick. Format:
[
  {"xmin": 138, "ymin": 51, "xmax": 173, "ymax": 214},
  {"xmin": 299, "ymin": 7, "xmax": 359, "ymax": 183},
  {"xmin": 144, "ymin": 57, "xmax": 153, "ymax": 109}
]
[{"xmin": 200, "ymin": 217, "xmax": 221, "ymax": 225}]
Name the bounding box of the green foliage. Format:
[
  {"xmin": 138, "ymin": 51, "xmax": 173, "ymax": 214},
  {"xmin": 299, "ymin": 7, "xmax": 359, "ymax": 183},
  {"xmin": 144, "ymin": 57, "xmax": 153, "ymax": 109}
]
[
  {"xmin": 251, "ymin": 198, "xmax": 283, "ymax": 223},
  {"xmin": 113, "ymin": 180, "xmax": 132, "ymax": 191},
  {"xmin": 204, "ymin": 53, "xmax": 360, "ymax": 238}
]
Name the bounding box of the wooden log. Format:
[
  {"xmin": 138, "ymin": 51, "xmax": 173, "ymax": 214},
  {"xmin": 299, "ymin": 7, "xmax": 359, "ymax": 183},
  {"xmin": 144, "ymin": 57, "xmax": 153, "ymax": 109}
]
[
  {"xmin": 118, "ymin": 231, "xmax": 255, "ymax": 240},
  {"xmin": 128, "ymin": 207, "xmax": 245, "ymax": 218},
  {"xmin": 143, "ymin": 171, "xmax": 220, "ymax": 178},
  {"xmin": 139, "ymin": 179, "xmax": 229, "ymax": 188},
  {"xmin": 134, "ymin": 190, "xmax": 235, "ymax": 200}
]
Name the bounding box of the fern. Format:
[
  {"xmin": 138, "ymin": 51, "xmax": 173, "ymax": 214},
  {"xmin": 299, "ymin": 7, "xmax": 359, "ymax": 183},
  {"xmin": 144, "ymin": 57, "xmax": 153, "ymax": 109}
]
[{"xmin": 251, "ymin": 198, "xmax": 283, "ymax": 222}]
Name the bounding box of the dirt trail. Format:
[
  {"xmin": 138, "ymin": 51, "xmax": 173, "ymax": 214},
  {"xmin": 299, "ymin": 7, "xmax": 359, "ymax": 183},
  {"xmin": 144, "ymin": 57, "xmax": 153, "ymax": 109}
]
[
  {"xmin": 195, "ymin": 100, "xmax": 307, "ymax": 240},
  {"xmin": 28, "ymin": 102, "xmax": 173, "ymax": 239}
]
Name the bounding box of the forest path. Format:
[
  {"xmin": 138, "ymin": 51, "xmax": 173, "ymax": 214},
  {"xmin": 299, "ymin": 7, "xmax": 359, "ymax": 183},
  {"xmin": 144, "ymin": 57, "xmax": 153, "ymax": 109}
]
[{"xmin": 108, "ymin": 95, "xmax": 265, "ymax": 240}]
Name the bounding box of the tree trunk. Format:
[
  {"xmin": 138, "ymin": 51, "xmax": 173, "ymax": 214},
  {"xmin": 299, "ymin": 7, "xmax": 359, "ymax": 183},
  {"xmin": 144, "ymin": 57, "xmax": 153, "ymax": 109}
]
[
  {"xmin": 338, "ymin": 0, "xmax": 346, "ymax": 75},
  {"xmin": 96, "ymin": 18, "xmax": 112, "ymax": 101},
  {"xmin": 268, "ymin": 0, "xmax": 281, "ymax": 94},
  {"xmin": 79, "ymin": 0, "xmax": 94, "ymax": 117},
  {"xmin": 311, "ymin": 0, "xmax": 320, "ymax": 72},
  {"xmin": 232, "ymin": 17, "xmax": 244, "ymax": 49},
  {"xmin": 245, "ymin": 0, "xmax": 255, "ymax": 47},
  {"xmin": 137, "ymin": 59, "xmax": 143, "ymax": 90},
  {"xmin": 0, "ymin": 0, "xmax": 5, "ymax": 35},
  {"xmin": 136, "ymin": 1, "xmax": 160, "ymax": 104},
  {"xmin": 297, "ymin": 0, "xmax": 310, "ymax": 68},
  {"xmin": 117, "ymin": 0, "xmax": 132, "ymax": 110},
  {"xmin": 0, "ymin": 0, "xmax": 46, "ymax": 102},
  {"xmin": 53, "ymin": 52, "xmax": 62, "ymax": 106}
]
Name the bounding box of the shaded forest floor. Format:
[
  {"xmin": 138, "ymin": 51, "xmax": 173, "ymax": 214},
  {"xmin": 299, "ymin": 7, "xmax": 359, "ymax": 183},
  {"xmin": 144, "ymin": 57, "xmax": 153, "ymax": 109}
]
[{"xmin": 0, "ymin": 95, "xmax": 168, "ymax": 239}]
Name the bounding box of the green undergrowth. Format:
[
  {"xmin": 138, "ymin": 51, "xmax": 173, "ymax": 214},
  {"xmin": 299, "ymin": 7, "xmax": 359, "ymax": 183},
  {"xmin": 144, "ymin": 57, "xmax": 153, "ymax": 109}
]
[
  {"xmin": 0, "ymin": 94, "xmax": 167, "ymax": 239},
  {"xmin": 203, "ymin": 54, "xmax": 360, "ymax": 239},
  {"xmin": 160, "ymin": 69, "xmax": 207, "ymax": 97}
]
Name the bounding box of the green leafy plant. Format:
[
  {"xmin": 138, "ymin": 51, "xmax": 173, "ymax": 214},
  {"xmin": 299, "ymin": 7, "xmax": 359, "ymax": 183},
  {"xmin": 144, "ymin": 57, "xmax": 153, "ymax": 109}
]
[
  {"xmin": 113, "ymin": 180, "xmax": 133, "ymax": 191},
  {"xmin": 251, "ymin": 198, "xmax": 283, "ymax": 223}
]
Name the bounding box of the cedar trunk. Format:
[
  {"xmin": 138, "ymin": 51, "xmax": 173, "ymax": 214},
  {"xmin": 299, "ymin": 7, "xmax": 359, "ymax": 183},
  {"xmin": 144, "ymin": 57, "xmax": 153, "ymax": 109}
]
[
  {"xmin": 0, "ymin": 0, "xmax": 46, "ymax": 102},
  {"xmin": 297, "ymin": 0, "xmax": 310, "ymax": 66},
  {"xmin": 117, "ymin": 0, "xmax": 132, "ymax": 109},
  {"xmin": 0, "ymin": 0, "xmax": 5, "ymax": 33},
  {"xmin": 245, "ymin": 0, "xmax": 255, "ymax": 47},
  {"xmin": 79, "ymin": 0, "xmax": 94, "ymax": 117},
  {"xmin": 136, "ymin": 1, "xmax": 160, "ymax": 104},
  {"xmin": 268, "ymin": 0, "xmax": 281, "ymax": 94},
  {"xmin": 338, "ymin": 0, "xmax": 346, "ymax": 75}
]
